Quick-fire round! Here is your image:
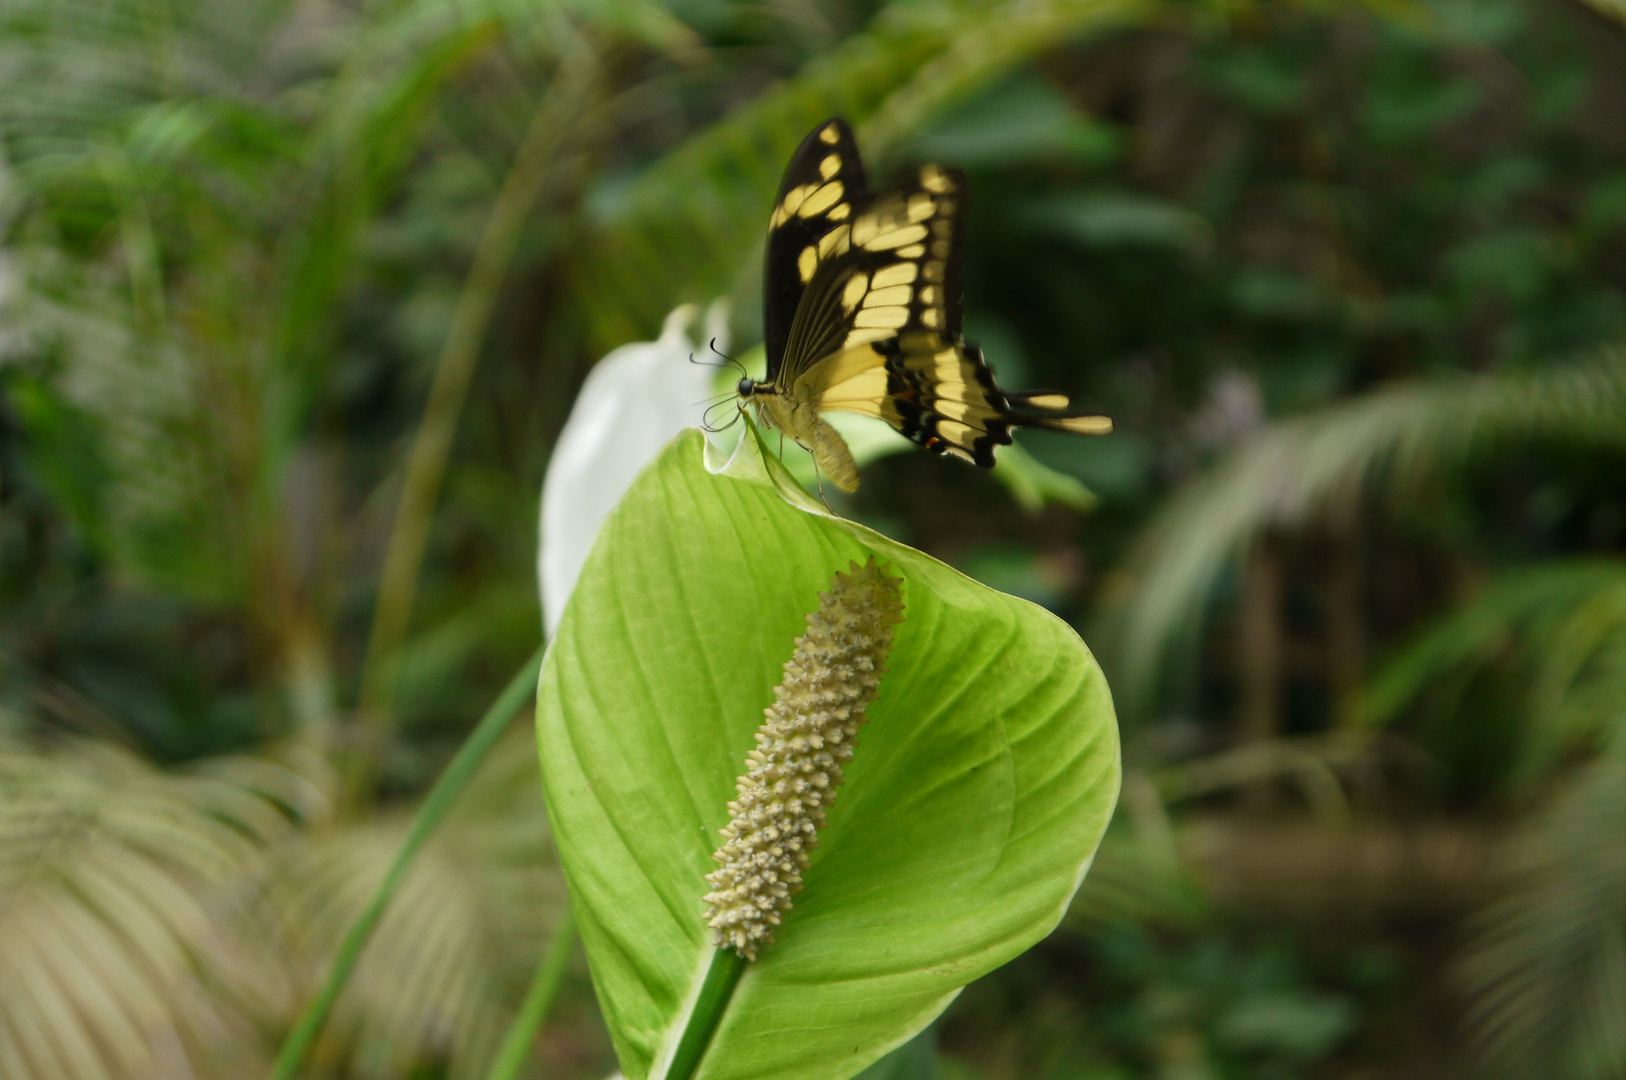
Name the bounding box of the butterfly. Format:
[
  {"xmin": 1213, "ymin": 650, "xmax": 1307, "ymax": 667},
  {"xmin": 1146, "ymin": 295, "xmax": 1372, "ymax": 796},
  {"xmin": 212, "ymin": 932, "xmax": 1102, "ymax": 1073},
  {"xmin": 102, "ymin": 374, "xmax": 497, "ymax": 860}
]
[{"xmin": 735, "ymin": 117, "xmax": 1111, "ymax": 493}]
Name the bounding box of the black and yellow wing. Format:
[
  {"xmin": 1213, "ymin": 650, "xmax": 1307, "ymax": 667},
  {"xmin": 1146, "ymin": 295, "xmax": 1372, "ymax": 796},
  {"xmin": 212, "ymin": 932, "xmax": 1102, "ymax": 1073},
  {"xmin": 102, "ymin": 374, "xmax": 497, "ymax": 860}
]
[
  {"xmin": 763, "ymin": 118, "xmax": 870, "ymax": 386},
  {"xmin": 757, "ymin": 118, "xmax": 1111, "ymax": 470}
]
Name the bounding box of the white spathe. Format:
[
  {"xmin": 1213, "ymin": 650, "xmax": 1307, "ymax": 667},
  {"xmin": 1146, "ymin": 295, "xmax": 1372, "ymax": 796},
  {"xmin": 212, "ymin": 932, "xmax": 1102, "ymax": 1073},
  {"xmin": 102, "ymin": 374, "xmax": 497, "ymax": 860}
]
[{"xmin": 539, "ymin": 303, "xmax": 727, "ymax": 635}]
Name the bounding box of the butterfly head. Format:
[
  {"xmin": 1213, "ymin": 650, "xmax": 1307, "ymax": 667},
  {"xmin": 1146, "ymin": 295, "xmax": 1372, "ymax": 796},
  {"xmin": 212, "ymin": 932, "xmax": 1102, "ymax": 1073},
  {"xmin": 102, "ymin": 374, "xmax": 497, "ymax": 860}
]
[{"xmin": 737, "ymin": 377, "xmax": 775, "ymax": 400}]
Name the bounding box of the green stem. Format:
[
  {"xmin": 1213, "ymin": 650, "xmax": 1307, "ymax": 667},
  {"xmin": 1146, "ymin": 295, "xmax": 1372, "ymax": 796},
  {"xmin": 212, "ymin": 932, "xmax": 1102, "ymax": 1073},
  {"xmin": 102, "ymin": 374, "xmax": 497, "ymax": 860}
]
[
  {"xmin": 269, "ymin": 646, "xmax": 545, "ymax": 1080},
  {"xmin": 352, "ymin": 50, "xmax": 595, "ymax": 793},
  {"xmin": 483, "ymin": 902, "xmax": 579, "ymax": 1080},
  {"xmin": 660, "ymin": 949, "xmax": 748, "ymax": 1080}
]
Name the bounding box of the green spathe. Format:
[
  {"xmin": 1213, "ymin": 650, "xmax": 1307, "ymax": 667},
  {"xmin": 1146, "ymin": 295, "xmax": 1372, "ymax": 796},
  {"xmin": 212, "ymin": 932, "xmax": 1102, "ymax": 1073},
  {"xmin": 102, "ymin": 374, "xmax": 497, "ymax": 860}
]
[{"xmin": 536, "ymin": 424, "xmax": 1120, "ymax": 1080}]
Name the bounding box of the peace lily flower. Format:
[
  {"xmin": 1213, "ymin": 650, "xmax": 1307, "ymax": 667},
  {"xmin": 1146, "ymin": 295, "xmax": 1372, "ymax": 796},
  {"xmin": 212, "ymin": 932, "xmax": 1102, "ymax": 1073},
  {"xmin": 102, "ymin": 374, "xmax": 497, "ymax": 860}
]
[
  {"xmin": 532, "ymin": 297, "xmax": 1119, "ymax": 1080},
  {"xmin": 703, "ymin": 557, "xmax": 905, "ymax": 959},
  {"xmin": 536, "ymin": 414, "xmax": 1119, "ymax": 1080},
  {"xmin": 538, "ymin": 303, "xmax": 728, "ymax": 634}
]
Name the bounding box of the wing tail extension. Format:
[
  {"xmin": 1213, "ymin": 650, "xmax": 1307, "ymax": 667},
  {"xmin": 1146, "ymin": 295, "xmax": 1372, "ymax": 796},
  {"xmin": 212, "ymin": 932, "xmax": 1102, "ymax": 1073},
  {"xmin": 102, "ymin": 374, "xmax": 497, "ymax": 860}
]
[{"xmin": 1004, "ymin": 390, "xmax": 1113, "ymax": 436}]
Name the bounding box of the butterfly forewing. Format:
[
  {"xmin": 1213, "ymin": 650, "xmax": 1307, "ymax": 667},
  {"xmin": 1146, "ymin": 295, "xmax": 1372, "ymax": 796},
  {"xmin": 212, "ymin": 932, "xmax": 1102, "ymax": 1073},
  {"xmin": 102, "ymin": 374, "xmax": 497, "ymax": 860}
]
[
  {"xmin": 763, "ymin": 119, "xmax": 868, "ymax": 383},
  {"xmin": 779, "ymin": 162, "xmax": 969, "ymax": 380}
]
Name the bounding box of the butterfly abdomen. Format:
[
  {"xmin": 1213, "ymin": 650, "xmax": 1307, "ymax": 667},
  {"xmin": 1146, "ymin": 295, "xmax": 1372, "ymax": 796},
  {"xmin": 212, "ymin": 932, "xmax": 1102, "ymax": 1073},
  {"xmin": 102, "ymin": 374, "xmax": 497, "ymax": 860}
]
[{"xmin": 752, "ymin": 385, "xmax": 864, "ymax": 493}]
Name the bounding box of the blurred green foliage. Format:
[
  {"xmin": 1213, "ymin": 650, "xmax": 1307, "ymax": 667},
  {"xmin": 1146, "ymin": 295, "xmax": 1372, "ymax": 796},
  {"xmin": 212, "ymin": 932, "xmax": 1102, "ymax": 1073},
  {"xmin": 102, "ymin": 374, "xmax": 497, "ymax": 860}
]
[{"xmin": 1, "ymin": 0, "xmax": 1624, "ymax": 1076}]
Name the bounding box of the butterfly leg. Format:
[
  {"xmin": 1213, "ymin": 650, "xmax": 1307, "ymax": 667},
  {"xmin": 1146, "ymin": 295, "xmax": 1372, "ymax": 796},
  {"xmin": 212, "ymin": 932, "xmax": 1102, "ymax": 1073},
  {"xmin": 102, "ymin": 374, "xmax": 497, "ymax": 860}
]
[
  {"xmin": 811, "ymin": 456, "xmax": 833, "ymax": 513},
  {"xmin": 793, "ymin": 436, "xmax": 835, "ymax": 512}
]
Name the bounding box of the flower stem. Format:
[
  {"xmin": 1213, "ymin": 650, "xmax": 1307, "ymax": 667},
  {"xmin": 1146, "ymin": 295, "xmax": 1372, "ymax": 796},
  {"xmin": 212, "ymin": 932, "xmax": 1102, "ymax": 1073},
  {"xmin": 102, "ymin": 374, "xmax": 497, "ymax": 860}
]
[
  {"xmin": 660, "ymin": 949, "xmax": 748, "ymax": 1080},
  {"xmin": 269, "ymin": 646, "xmax": 545, "ymax": 1080},
  {"xmin": 483, "ymin": 901, "xmax": 578, "ymax": 1080}
]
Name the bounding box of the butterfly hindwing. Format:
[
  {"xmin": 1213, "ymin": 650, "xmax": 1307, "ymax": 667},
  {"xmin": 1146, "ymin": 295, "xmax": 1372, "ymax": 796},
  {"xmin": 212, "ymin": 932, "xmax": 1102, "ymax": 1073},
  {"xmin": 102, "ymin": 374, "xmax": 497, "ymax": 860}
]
[
  {"xmin": 793, "ymin": 331, "xmax": 1001, "ymax": 459},
  {"xmin": 883, "ymin": 334, "xmax": 1014, "ymax": 466},
  {"xmin": 800, "ymin": 331, "xmax": 1101, "ymax": 467}
]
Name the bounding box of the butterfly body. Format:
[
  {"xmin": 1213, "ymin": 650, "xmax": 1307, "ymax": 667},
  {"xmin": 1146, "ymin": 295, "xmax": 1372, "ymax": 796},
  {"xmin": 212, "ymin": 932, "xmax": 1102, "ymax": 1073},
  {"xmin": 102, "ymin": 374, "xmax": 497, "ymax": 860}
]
[
  {"xmin": 742, "ymin": 382, "xmax": 863, "ymax": 492},
  {"xmin": 742, "ymin": 118, "xmax": 1111, "ymax": 492}
]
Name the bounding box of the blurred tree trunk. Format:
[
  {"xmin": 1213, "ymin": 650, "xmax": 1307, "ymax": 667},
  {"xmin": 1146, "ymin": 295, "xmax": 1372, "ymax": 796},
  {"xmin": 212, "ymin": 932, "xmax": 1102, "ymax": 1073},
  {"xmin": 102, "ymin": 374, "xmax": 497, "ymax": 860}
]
[
  {"xmin": 1326, "ymin": 498, "xmax": 1365, "ymax": 728},
  {"xmin": 1182, "ymin": 814, "xmax": 1500, "ymax": 918},
  {"xmin": 1238, "ymin": 536, "xmax": 1282, "ymax": 811}
]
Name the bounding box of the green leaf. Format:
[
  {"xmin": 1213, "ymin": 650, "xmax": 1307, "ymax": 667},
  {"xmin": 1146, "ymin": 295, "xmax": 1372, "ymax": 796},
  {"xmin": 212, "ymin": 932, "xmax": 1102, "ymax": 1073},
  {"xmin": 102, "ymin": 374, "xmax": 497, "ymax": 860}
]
[
  {"xmin": 1359, "ymin": 559, "xmax": 1626, "ymax": 788},
  {"xmin": 990, "ymin": 442, "xmax": 1098, "ymax": 514},
  {"xmin": 1460, "ymin": 762, "xmax": 1626, "ymax": 1078},
  {"xmin": 1018, "ymin": 191, "xmax": 1212, "ymax": 254},
  {"xmin": 536, "ymin": 425, "xmax": 1119, "ymax": 1080},
  {"xmin": 907, "ymin": 74, "xmax": 1121, "ymax": 170}
]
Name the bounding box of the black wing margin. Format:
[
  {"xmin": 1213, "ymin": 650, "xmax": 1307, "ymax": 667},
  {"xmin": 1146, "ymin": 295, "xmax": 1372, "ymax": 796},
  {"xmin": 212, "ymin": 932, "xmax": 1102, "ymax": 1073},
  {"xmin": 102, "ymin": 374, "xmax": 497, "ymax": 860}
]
[{"xmin": 763, "ymin": 118, "xmax": 867, "ymax": 384}]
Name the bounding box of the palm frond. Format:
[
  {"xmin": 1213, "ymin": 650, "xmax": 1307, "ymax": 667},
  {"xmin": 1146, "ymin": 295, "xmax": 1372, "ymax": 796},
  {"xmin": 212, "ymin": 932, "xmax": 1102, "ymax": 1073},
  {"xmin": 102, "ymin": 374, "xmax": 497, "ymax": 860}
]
[
  {"xmin": 1574, "ymin": 0, "xmax": 1626, "ymax": 28},
  {"xmin": 0, "ymin": 719, "xmax": 566, "ymax": 1080},
  {"xmin": 1460, "ymin": 762, "xmax": 1626, "ymax": 1080},
  {"xmin": 0, "ymin": 739, "xmax": 300, "ymax": 1080},
  {"xmin": 1096, "ymin": 346, "xmax": 1626, "ymax": 717},
  {"xmin": 1362, "ymin": 558, "xmax": 1626, "ymax": 785},
  {"xmin": 0, "ymin": 0, "xmax": 301, "ymax": 602},
  {"xmin": 272, "ymin": 730, "xmax": 565, "ymax": 1080},
  {"xmin": 271, "ymin": 0, "xmax": 519, "ymax": 397},
  {"xmin": 857, "ymin": 0, "xmax": 1145, "ymax": 160},
  {"xmin": 1151, "ymin": 734, "xmax": 1382, "ymax": 820},
  {"xmin": 0, "ymin": 0, "xmax": 616, "ymax": 608}
]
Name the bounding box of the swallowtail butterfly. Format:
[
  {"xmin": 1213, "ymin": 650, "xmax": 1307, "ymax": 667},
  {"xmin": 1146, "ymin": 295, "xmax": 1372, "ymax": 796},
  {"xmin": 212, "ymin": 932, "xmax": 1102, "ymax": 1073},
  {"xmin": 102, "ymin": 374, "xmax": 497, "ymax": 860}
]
[{"xmin": 736, "ymin": 117, "xmax": 1111, "ymax": 492}]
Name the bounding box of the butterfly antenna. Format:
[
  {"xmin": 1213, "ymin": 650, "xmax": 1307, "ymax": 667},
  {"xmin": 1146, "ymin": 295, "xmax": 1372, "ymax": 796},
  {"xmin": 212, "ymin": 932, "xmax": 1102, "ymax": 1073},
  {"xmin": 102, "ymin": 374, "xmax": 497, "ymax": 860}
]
[
  {"xmin": 687, "ymin": 344, "xmax": 737, "ymax": 372},
  {"xmin": 709, "ymin": 338, "xmax": 749, "ymax": 379}
]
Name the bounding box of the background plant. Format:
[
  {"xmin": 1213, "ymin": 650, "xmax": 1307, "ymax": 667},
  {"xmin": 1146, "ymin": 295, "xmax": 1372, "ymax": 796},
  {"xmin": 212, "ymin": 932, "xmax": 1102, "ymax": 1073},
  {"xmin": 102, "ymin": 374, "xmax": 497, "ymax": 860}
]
[{"xmin": 1, "ymin": 0, "xmax": 1624, "ymax": 1076}]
